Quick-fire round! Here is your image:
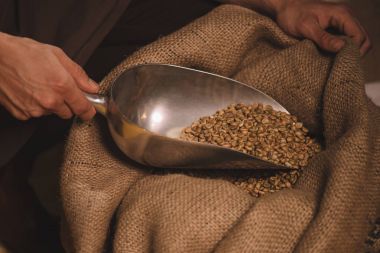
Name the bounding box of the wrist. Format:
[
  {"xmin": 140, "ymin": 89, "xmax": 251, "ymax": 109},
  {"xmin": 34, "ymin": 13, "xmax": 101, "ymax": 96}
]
[
  {"xmin": 258, "ymin": 0, "xmax": 284, "ymax": 16},
  {"xmin": 217, "ymin": 0, "xmax": 312, "ymax": 18},
  {"xmin": 263, "ymin": 0, "xmax": 299, "ymax": 17},
  {"xmin": 270, "ymin": 0, "xmax": 319, "ymax": 18},
  {"xmin": 219, "ymin": 0, "xmax": 297, "ymax": 17}
]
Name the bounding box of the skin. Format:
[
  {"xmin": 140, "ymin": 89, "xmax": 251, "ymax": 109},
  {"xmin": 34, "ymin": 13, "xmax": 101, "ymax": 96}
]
[
  {"xmin": 0, "ymin": 0, "xmax": 371, "ymax": 121},
  {"xmin": 223, "ymin": 0, "xmax": 371, "ymax": 55},
  {"xmin": 0, "ymin": 33, "xmax": 99, "ymax": 121}
]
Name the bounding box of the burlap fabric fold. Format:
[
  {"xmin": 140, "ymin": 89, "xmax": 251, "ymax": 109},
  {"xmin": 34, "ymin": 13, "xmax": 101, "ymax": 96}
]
[{"xmin": 60, "ymin": 5, "xmax": 380, "ymax": 253}]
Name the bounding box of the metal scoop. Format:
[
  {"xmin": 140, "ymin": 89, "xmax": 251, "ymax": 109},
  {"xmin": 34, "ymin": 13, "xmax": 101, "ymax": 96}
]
[{"xmin": 86, "ymin": 64, "xmax": 291, "ymax": 170}]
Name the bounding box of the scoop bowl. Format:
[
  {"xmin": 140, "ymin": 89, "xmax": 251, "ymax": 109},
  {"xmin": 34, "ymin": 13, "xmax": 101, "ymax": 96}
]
[{"xmin": 86, "ymin": 64, "xmax": 291, "ymax": 170}]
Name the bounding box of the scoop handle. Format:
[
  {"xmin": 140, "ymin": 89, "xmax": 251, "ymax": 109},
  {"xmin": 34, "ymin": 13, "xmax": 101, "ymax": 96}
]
[{"xmin": 84, "ymin": 92, "xmax": 108, "ymax": 116}]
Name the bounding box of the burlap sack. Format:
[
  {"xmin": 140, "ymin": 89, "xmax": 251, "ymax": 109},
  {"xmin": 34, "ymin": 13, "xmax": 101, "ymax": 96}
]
[{"xmin": 60, "ymin": 5, "xmax": 380, "ymax": 253}]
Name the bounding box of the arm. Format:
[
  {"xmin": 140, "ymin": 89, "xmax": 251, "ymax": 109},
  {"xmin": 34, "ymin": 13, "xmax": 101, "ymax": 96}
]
[
  {"xmin": 0, "ymin": 32, "xmax": 99, "ymax": 121},
  {"xmin": 219, "ymin": 0, "xmax": 371, "ymax": 56}
]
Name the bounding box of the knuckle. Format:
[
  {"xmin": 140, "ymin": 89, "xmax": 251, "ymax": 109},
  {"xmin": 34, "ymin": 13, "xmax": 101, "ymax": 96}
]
[
  {"xmin": 298, "ymin": 24, "xmax": 312, "ymax": 36},
  {"xmin": 73, "ymin": 63, "xmax": 85, "ymax": 75},
  {"xmin": 18, "ymin": 116, "xmax": 29, "ymax": 121},
  {"xmin": 60, "ymin": 109, "xmax": 73, "ymax": 119},
  {"xmin": 59, "ymin": 113, "xmax": 72, "ymax": 120},
  {"xmin": 15, "ymin": 112, "xmax": 29, "ymax": 121},
  {"xmin": 40, "ymin": 96, "xmax": 61, "ymax": 110},
  {"xmin": 297, "ymin": 18, "xmax": 316, "ymax": 35},
  {"xmin": 62, "ymin": 114, "xmax": 73, "ymax": 119},
  {"xmin": 29, "ymin": 108, "xmax": 44, "ymax": 118},
  {"xmin": 76, "ymin": 103, "xmax": 92, "ymax": 116},
  {"xmin": 53, "ymin": 76, "xmax": 72, "ymax": 93},
  {"xmin": 73, "ymin": 64, "xmax": 88, "ymax": 81},
  {"xmin": 319, "ymin": 34, "xmax": 335, "ymax": 48},
  {"xmin": 49, "ymin": 45, "xmax": 64, "ymax": 55}
]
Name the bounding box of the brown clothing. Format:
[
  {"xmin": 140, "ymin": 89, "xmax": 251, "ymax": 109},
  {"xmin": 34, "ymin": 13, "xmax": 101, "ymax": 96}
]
[
  {"xmin": 16, "ymin": 0, "xmax": 133, "ymax": 65},
  {"xmin": 84, "ymin": 0, "xmax": 219, "ymax": 81}
]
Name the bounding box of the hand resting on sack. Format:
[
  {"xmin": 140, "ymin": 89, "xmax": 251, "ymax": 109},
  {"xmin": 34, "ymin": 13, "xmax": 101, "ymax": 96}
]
[{"xmin": 221, "ymin": 0, "xmax": 371, "ymax": 56}]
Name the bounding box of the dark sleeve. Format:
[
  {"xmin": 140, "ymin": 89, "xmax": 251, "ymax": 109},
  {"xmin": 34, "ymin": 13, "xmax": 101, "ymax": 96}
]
[{"xmin": 0, "ymin": 0, "xmax": 19, "ymax": 35}]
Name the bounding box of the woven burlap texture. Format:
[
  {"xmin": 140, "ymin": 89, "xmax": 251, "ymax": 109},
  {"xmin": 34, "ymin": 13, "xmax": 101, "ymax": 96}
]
[{"xmin": 60, "ymin": 5, "xmax": 380, "ymax": 253}]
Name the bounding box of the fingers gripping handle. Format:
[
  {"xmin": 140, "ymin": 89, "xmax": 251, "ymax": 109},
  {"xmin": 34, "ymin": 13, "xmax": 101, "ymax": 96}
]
[{"xmin": 84, "ymin": 92, "xmax": 108, "ymax": 116}]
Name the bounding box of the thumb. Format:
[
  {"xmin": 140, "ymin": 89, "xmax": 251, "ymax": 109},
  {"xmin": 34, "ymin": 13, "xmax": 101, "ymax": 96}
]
[
  {"xmin": 299, "ymin": 20, "xmax": 345, "ymax": 53},
  {"xmin": 54, "ymin": 48, "xmax": 99, "ymax": 93}
]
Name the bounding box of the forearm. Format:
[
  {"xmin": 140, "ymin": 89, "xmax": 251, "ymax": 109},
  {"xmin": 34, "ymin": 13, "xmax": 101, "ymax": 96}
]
[{"xmin": 217, "ymin": 0, "xmax": 293, "ymax": 17}]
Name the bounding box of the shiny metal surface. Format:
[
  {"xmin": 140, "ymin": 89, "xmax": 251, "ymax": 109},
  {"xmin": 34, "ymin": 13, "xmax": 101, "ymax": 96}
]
[
  {"xmin": 88, "ymin": 64, "xmax": 291, "ymax": 170},
  {"xmin": 84, "ymin": 92, "xmax": 108, "ymax": 116}
]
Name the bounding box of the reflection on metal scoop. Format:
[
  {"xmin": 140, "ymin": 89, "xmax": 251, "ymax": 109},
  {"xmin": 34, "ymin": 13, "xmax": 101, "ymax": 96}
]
[{"xmin": 85, "ymin": 64, "xmax": 291, "ymax": 170}]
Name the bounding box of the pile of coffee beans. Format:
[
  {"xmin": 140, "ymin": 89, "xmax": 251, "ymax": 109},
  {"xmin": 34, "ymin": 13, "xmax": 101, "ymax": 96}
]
[
  {"xmin": 180, "ymin": 103, "xmax": 320, "ymax": 169},
  {"xmin": 180, "ymin": 103, "xmax": 321, "ymax": 196}
]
